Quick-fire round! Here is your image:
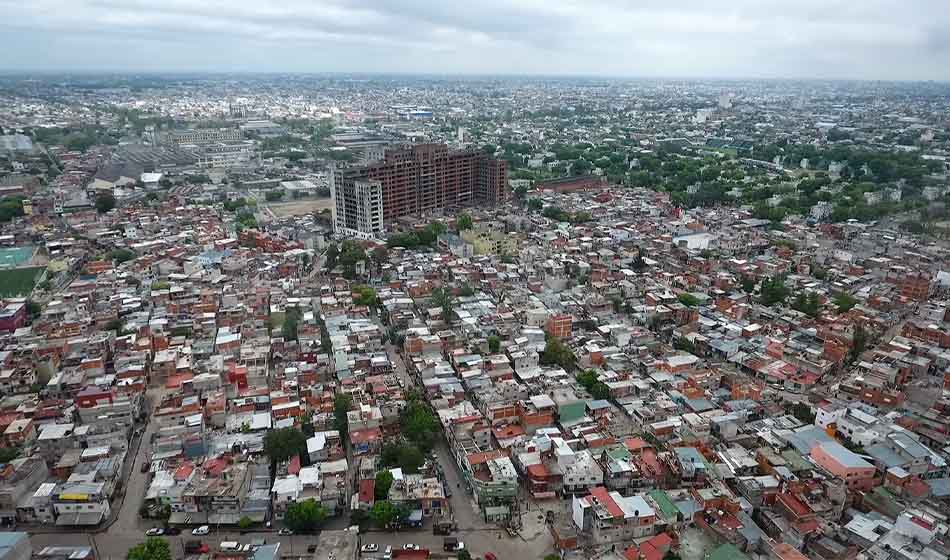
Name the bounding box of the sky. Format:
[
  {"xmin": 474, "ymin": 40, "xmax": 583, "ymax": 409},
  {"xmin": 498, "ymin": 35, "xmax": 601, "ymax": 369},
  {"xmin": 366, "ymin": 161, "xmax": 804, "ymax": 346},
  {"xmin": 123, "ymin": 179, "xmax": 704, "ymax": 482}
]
[{"xmin": 1, "ymin": 0, "xmax": 948, "ymax": 81}]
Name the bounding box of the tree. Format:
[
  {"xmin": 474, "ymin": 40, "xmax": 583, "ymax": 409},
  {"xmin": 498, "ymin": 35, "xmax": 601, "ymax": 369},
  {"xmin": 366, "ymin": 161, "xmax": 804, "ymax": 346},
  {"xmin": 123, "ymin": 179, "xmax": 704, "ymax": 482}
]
[
  {"xmin": 540, "ymin": 335, "xmax": 576, "ymax": 371},
  {"xmin": 238, "ymin": 516, "xmax": 254, "ymax": 530},
  {"xmin": 353, "ymin": 285, "xmax": 377, "ymax": 307},
  {"xmin": 370, "ymin": 500, "xmax": 408, "ymax": 528},
  {"xmin": 127, "ymin": 538, "xmax": 172, "ymax": 560},
  {"xmin": 790, "ymin": 291, "xmax": 822, "ymax": 318},
  {"xmin": 375, "ymin": 471, "xmax": 394, "ymax": 501},
  {"xmin": 397, "ymin": 445, "xmax": 425, "ymax": 474},
  {"xmin": 430, "ymin": 287, "xmax": 454, "ymax": 321},
  {"xmin": 787, "ymin": 402, "xmax": 816, "ymax": 425},
  {"xmin": 487, "ymin": 335, "xmax": 501, "ymax": 353},
  {"xmin": 456, "ymin": 212, "xmax": 473, "ymax": 231},
  {"xmin": 851, "ymin": 322, "xmax": 867, "ymax": 361},
  {"xmin": 759, "ymin": 276, "xmax": 790, "ymax": 306},
  {"xmin": 400, "ymin": 395, "xmax": 439, "ymax": 452},
  {"xmin": 96, "ymin": 192, "xmax": 116, "ymax": 214},
  {"xmin": 0, "ymin": 446, "xmax": 19, "ymax": 463},
  {"xmin": 741, "ymin": 276, "xmax": 757, "ymax": 294},
  {"xmin": 590, "ymin": 382, "xmax": 611, "ymax": 400},
  {"xmin": 457, "ymin": 551, "xmax": 473, "ymax": 560},
  {"xmin": 263, "ymin": 427, "xmax": 307, "ymax": 465},
  {"xmin": 110, "ymin": 248, "xmax": 136, "ymax": 263},
  {"xmin": 833, "ymin": 292, "xmax": 858, "ymax": 313},
  {"xmin": 527, "ymin": 198, "xmax": 543, "ymax": 212},
  {"xmin": 677, "ymin": 293, "xmax": 700, "ymax": 307},
  {"xmin": 325, "ymin": 243, "xmax": 340, "ymax": 272},
  {"xmin": 283, "ymin": 307, "xmax": 302, "ymax": 342},
  {"xmin": 334, "ymin": 393, "xmax": 353, "ymax": 434},
  {"xmin": 265, "ymin": 189, "xmax": 284, "ymax": 201},
  {"xmin": 284, "ymin": 498, "xmax": 328, "ymax": 534}
]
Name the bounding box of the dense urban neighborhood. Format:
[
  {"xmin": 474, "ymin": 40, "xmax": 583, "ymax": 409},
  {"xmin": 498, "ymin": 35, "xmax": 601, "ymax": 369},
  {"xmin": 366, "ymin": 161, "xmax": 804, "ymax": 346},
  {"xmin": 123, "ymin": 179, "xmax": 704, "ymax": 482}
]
[{"xmin": 0, "ymin": 74, "xmax": 949, "ymax": 560}]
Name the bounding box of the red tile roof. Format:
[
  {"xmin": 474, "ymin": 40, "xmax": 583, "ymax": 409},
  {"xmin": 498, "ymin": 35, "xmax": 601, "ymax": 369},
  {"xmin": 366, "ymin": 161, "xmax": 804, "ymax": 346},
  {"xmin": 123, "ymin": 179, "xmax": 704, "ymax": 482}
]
[{"xmin": 589, "ymin": 486, "xmax": 624, "ymax": 518}]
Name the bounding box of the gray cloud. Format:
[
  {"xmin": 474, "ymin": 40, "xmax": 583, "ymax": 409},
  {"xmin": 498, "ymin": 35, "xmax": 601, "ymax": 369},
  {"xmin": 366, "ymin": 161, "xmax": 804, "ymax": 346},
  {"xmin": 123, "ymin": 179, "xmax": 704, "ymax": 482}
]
[{"xmin": 0, "ymin": 0, "xmax": 947, "ymax": 80}]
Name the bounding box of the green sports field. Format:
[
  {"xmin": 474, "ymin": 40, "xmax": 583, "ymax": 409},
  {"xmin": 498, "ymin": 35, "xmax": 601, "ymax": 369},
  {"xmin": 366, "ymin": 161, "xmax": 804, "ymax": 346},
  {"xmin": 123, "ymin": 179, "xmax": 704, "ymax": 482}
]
[{"xmin": 0, "ymin": 266, "xmax": 45, "ymax": 297}]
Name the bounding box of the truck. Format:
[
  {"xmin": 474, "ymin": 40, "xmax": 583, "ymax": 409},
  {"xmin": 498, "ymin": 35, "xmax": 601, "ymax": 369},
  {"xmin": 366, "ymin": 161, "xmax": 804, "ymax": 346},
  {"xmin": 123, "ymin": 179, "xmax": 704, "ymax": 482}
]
[{"xmin": 433, "ymin": 521, "xmax": 457, "ymax": 535}]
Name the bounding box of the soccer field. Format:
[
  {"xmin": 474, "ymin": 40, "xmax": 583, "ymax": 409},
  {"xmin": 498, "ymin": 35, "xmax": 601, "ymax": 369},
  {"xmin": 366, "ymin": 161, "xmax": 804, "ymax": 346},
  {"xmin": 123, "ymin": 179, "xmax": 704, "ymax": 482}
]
[{"xmin": 0, "ymin": 266, "xmax": 45, "ymax": 297}]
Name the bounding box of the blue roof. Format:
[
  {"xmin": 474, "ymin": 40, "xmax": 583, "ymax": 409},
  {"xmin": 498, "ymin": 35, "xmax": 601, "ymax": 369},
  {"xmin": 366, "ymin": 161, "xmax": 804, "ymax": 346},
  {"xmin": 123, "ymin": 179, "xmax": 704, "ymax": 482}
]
[
  {"xmin": 865, "ymin": 443, "xmax": 904, "ymax": 468},
  {"xmin": 926, "ymin": 478, "xmax": 950, "ymax": 498},
  {"xmin": 785, "ymin": 426, "xmax": 834, "ymax": 454},
  {"xmin": 817, "ymin": 441, "xmax": 873, "ymax": 469}
]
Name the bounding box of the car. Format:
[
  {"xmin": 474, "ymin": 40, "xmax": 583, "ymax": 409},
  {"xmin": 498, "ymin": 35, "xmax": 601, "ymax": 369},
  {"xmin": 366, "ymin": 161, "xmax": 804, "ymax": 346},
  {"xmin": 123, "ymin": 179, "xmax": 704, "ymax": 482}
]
[
  {"xmin": 278, "ymin": 529, "xmax": 293, "ymax": 536},
  {"xmin": 360, "ymin": 544, "xmax": 379, "ymax": 553},
  {"xmin": 403, "ymin": 544, "xmax": 420, "ymax": 550},
  {"xmin": 164, "ymin": 527, "xmax": 181, "ymax": 535},
  {"xmin": 485, "ymin": 553, "xmax": 498, "ymax": 560},
  {"xmin": 192, "ymin": 525, "xmax": 210, "ymax": 536},
  {"xmin": 307, "ymin": 545, "xmax": 318, "ymax": 554},
  {"xmin": 383, "ymin": 545, "xmax": 392, "ymax": 559},
  {"xmin": 145, "ymin": 527, "xmax": 164, "ymax": 536},
  {"xmin": 140, "ymin": 462, "xmax": 150, "ymax": 473}
]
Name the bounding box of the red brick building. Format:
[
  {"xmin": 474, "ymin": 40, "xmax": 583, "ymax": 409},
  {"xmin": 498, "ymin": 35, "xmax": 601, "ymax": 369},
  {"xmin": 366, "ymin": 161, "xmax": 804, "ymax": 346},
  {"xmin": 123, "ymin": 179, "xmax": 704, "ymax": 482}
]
[{"xmin": 333, "ymin": 143, "xmax": 507, "ymax": 233}]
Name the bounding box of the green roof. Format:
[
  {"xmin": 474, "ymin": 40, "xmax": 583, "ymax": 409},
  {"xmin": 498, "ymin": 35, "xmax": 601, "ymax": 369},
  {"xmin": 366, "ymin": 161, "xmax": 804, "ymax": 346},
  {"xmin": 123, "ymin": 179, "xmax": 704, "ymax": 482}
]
[
  {"xmin": 648, "ymin": 489, "xmax": 679, "ymax": 521},
  {"xmin": 780, "ymin": 449, "xmax": 812, "ymax": 472},
  {"xmin": 605, "ymin": 444, "xmax": 631, "ymax": 461},
  {"xmin": 709, "ymin": 543, "xmax": 749, "ymax": 560}
]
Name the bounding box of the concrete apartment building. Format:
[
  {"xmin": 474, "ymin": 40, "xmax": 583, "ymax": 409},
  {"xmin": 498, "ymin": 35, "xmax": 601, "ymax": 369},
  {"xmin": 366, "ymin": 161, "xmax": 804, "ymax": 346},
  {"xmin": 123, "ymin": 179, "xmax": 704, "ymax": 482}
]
[
  {"xmin": 331, "ymin": 143, "xmax": 508, "ymax": 237},
  {"xmin": 163, "ymin": 128, "xmax": 243, "ymax": 146}
]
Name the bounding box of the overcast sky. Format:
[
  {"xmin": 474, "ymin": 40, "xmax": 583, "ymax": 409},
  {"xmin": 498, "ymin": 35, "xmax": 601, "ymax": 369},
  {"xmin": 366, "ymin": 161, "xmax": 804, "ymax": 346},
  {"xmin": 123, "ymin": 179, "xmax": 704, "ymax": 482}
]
[{"xmin": 1, "ymin": 0, "xmax": 948, "ymax": 80}]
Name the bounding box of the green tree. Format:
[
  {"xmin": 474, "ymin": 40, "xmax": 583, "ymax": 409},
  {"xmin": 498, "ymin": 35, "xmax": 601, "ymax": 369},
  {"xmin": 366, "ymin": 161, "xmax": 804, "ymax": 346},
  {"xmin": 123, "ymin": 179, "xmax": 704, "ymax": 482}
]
[
  {"xmin": 540, "ymin": 335, "xmax": 576, "ymax": 371},
  {"xmin": 759, "ymin": 276, "xmax": 790, "ymax": 307},
  {"xmin": 457, "ymin": 551, "xmax": 473, "ymax": 560},
  {"xmin": 283, "ymin": 306, "xmax": 302, "ymax": 342},
  {"xmin": 238, "ymin": 516, "xmax": 253, "ymax": 530},
  {"xmin": 457, "ymin": 212, "xmax": 473, "ymax": 231},
  {"xmin": 791, "ymin": 291, "xmax": 822, "ymax": 318},
  {"xmin": 0, "ymin": 446, "xmax": 19, "ymax": 463},
  {"xmin": 375, "ymin": 471, "xmax": 394, "ymax": 500},
  {"xmin": 353, "ymin": 285, "xmax": 377, "ymax": 307},
  {"xmin": 127, "ymin": 538, "xmax": 172, "ymax": 560},
  {"xmin": 590, "ymin": 382, "xmax": 611, "ymax": 400},
  {"xmin": 487, "ymin": 335, "xmax": 501, "ymax": 353},
  {"xmin": 400, "ymin": 395, "xmax": 439, "ymax": 452},
  {"xmin": 851, "ymin": 323, "xmax": 868, "ymax": 361},
  {"xmin": 527, "ymin": 198, "xmax": 543, "ymax": 212},
  {"xmin": 284, "ymin": 498, "xmax": 328, "ymax": 534},
  {"xmin": 334, "ymin": 393, "xmax": 353, "ymax": 434},
  {"xmin": 263, "ymin": 427, "xmax": 307, "ymax": 465},
  {"xmin": 741, "ymin": 276, "xmax": 757, "ymax": 294},
  {"xmin": 265, "ymin": 189, "xmax": 284, "ymax": 201},
  {"xmin": 397, "ymin": 444, "xmax": 425, "ymax": 474},
  {"xmin": 96, "ymin": 192, "xmax": 116, "ymax": 213},
  {"xmin": 369, "ymin": 500, "xmax": 408, "ymax": 528},
  {"xmin": 110, "ymin": 248, "xmax": 136, "ymax": 263},
  {"xmin": 833, "ymin": 292, "xmax": 858, "ymax": 313},
  {"xmin": 677, "ymin": 293, "xmax": 700, "ymax": 307}
]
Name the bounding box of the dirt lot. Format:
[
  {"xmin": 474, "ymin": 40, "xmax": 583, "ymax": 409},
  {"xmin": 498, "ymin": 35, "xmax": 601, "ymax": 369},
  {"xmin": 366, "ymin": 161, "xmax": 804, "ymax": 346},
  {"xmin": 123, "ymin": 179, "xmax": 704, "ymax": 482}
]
[{"xmin": 267, "ymin": 198, "xmax": 333, "ymax": 217}]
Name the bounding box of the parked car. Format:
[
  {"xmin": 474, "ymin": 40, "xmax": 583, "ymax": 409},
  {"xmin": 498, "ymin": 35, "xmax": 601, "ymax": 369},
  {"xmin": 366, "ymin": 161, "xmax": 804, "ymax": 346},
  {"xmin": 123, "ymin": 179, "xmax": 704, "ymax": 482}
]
[
  {"xmin": 145, "ymin": 528, "xmax": 163, "ymax": 537},
  {"xmin": 485, "ymin": 553, "xmax": 498, "ymax": 560},
  {"xmin": 184, "ymin": 541, "xmax": 208, "ymax": 554},
  {"xmin": 360, "ymin": 544, "xmax": 379, "ymax": 553},
  {"xmin": 383, "ymin": 545, "xmax": 392, "ymax": 559},
  {"xmin": 278, "ymin": 529, "xmax": 293, "ymax": 536},
  {"xmin": 307, "ymin": 545, "xmax": 318, "ymax": 553},
  {"xmin": 192, "ymin": 525, "xmax": 210, "ymax": 536},
  {"xmin": 164, "ymin": 527, "xmax": 181, "ymax": 536},
  {"xmin": 140, "ymin": 462, "xmax": 150, "ymax": 473},
  {"xmin": 403, "ymin": 544, "xmax": 420, "ymax": 550}
]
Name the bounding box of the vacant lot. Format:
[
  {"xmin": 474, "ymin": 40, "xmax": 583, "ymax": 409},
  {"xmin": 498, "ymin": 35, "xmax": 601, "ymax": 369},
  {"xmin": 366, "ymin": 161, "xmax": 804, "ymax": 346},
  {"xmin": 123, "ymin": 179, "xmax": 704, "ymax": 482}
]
[
  {"xmin": 267, "ymin": 198, "xmax": 333, "ymax": 217},
  {"xmin": 0, "ymin": 266, "xmax": 45, "ymax": 296}
]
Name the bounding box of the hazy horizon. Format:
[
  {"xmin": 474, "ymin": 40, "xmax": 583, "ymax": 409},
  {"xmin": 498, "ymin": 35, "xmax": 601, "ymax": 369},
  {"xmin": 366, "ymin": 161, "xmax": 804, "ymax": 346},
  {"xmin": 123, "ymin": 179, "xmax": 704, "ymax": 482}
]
[{"xmin": 1, "ymin": 1, "xmax": 948, "ymax": 81}]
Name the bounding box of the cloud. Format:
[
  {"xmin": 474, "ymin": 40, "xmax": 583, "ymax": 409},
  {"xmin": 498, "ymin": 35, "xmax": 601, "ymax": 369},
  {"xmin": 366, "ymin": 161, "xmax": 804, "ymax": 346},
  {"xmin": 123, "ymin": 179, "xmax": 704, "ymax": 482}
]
[{"xmin": 0, "ymin": 0, "xmax": 947, "ymax": 80}]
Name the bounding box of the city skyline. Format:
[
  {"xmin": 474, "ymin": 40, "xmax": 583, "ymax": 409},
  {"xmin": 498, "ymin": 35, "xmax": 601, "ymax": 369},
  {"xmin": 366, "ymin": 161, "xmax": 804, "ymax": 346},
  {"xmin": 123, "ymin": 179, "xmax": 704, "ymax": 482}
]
[{"xmin": 2, "ymin": 0, "xmax": 949, "ymax": 81}]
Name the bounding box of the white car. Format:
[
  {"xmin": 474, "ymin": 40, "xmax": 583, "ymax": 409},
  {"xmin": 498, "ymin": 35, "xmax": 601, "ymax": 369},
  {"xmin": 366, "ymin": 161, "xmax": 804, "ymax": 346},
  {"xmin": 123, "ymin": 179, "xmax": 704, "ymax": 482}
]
[
  {"xmin": 145, "ymin": 527, "xmax": 164, "ymax": 537},
  {"xmin": 192, "ymin": 525, "xmax": 210, "ymax": 536},
  {"xmin": 403, "ymin": 544, "xmax": 420, "ymax": 550},
  {"xmin": 383, "ymin": 546, "xmax": 393, "ymax": 559},
  {"xmin": 360, "ymin": 544, "xmax": 379, "ymax": 553}
]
